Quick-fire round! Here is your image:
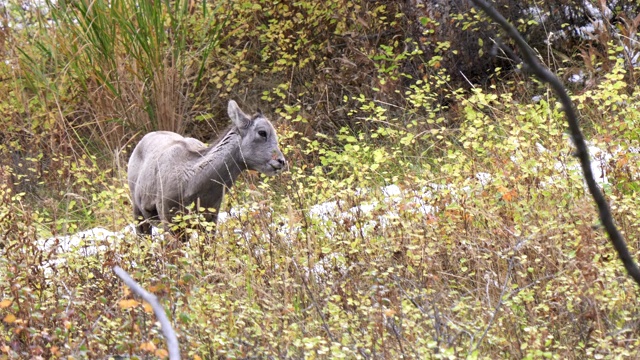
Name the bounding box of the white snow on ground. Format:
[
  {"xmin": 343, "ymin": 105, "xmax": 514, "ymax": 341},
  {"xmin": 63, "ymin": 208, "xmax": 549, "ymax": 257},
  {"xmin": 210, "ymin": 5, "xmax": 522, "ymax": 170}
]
[
  {"xmin": 309, "ymin": 201, "xmax": 341, "ymax": 222},
  {"xmin": 307, "ymin": 251, "xmax": 349, "ymax": 282},
  {"xmin": 568, "ymin": 71, "xmax": 585, "ymax": 84},
  {"xmin": 522, "ymin": 6, "xmax": 548, "ymax": 24},
  {"xmin": 37, "ymin": 141, "xmax": 635, "ymax": 279},
  {"xmin": 37, "ymin": 227, "xmax": 124, "ymax": 274},
  {"xmin": 38, "ymin": 227, "xmax": 121, "ymax": 255},
  {"xmin": 525, "ymin": 1, "xmax": 640, "ymax": 68}
]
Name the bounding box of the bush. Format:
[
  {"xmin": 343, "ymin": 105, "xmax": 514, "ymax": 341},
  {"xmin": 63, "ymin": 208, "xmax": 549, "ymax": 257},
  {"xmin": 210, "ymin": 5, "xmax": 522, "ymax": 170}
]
[{"xmin": 2, "ymin": 0, "xmax": 640, "ymax": 358}]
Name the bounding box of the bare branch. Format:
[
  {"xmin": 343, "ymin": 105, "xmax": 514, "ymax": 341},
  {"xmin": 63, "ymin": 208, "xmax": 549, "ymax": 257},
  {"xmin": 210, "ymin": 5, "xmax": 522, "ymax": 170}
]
[
  {"xmin": 470, "ymin": 0, "xmax": 640, "ymax": 287},
  {"xmin": 113, "ymin": 266, "xmax": 181, "ymax": 359},
  {"xmin": 473, "ymin": 256, "xmax": 514, "ymax": 351}
]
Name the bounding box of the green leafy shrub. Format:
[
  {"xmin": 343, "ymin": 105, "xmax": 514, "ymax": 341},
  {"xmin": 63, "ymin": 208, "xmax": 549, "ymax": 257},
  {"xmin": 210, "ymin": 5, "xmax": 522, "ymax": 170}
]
[{"xmin": 2, "ymin": 0, "xmax": 640, "ymax": 358}]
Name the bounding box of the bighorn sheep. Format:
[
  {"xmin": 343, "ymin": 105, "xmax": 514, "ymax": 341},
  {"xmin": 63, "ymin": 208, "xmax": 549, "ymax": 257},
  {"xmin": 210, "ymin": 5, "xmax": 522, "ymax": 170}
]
[{"xmin": 127, "ymin": 100, "xmax": 286, "ymax": 238}]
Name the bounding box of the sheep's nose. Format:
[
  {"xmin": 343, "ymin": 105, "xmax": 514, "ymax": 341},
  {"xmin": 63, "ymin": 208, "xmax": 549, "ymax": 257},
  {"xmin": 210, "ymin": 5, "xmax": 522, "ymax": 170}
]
[{"xmin": 275, "ymin": 158, "xmax": 287, "ymax": 171}]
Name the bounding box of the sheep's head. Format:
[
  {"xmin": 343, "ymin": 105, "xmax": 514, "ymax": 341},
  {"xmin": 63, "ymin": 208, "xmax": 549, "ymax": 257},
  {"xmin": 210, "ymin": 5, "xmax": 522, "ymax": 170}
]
[{"xmin": 228, "ymin": 100, "xmax": 286, "ymax": 176}]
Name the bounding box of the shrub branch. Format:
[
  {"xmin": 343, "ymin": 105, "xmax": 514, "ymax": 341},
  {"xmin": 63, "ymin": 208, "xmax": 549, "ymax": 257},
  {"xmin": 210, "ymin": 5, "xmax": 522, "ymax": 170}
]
[
  {"xmin": 113, "ymin": 266, "xmax": 181, "ymax": 359},
  {"xmin": 470, "ymin": 0, "xmax": 640, "ymax": 287}
]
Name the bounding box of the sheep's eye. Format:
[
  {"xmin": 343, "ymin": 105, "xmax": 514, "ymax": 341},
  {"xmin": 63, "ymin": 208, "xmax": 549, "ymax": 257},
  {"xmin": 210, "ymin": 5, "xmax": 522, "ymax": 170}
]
[{"xmin": 258, "ymin": 130, "xmax": 268, "ymax": 138}]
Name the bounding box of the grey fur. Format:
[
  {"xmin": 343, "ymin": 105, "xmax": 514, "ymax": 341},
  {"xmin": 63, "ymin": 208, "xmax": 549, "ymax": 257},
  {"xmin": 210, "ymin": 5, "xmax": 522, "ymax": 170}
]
[{"xmin": 127, "ymin": 100, "xmax": 286, "ymax": 237}]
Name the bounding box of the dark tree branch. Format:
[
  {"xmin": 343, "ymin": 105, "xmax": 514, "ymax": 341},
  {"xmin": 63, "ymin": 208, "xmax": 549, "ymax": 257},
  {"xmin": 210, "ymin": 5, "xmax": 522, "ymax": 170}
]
[
  {"xmin": 470, "ymin": 0, "xmax": 640, "ymax": 287},
  {"xmin": 113, "ymin": 266, "xmax": 181, "ymax": 359}
]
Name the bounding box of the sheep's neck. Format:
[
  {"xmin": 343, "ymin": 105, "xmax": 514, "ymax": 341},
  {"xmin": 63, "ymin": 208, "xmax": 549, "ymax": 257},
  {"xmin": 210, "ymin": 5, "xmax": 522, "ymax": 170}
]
[{"xmin": 185, "ymin": 129, "xmax": 245, "ymax": 208}]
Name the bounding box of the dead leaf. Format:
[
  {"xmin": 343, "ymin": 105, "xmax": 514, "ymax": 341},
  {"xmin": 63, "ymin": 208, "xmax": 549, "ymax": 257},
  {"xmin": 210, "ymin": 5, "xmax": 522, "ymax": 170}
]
[
  {"xmin": 155, "ymin": 349, "xmax": 169, "ymax": 358},
  {"xmin": 3, "ymin": 314, "xmax": 16, "ymax": 323},
  {"xmin": 140, "ymin": 341, "xmax": 157, "ymax": 352},
  {"xmin": 142, "ymin": 302, "xmax": 153, "ymax": 314},
  {"xmin": 0, "ymin": 299, "xmax": 11, "ymax": 308},
  {"xmin": 616, "ymin": 155, "xmax": 629, "ymax": 168},
  {"xmin": 118, "ymin": 299, "xmax": 139, "ymax": 310}
]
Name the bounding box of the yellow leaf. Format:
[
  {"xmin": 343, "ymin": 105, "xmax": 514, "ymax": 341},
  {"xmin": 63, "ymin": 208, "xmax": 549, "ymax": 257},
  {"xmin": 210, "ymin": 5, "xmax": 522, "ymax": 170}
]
[
  {"xmin": 193, "ymin": 355, "xmax": 202, "ymax": 360},
  {"xmin": 142, "ymin": 302, "xmax": 153, "ymax": 314},
  {"xmin": 140, "ymin": 341, "xmax": 156, "ymax": 352},
  {"xmin": 118, "ymin": 299, "xmax": 139, "ymax": 309},
  {"xmin": 383, "ymin": 309, "xmax": 396, "ymax": 317},
  {"xmin": 3, "ymin": 314, "xmax": 16, "ymax": 323},
  {"xmin": 155, "ymin": 349, "xmax": 169, "ymax": 358},
  {"xmin": 0, "ymin": 299, "xmax": 11, "ymax": 308}
]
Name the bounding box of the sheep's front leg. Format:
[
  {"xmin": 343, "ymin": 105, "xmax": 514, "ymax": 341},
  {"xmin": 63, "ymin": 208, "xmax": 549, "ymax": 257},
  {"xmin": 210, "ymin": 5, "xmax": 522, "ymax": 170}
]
[
  {"xmin": 134, "ymin": 205, "xmax": 158, "ymax": 236},
  {"xmin": 159, "ymin": 199, "xmax": 188, "ymax": 242}
]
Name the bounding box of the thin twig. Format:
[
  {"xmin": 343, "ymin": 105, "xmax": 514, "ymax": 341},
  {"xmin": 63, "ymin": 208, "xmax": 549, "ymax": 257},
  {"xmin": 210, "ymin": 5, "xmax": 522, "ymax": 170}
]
[
  {"xmin": 391, "ymin": 275, "xmax": 440, "ymax": 341},
  {"xmin": 113, "ymin": 266, "xmax": 181, "ymax": 360},
  {"xmin": 292, "ymin": 259, "xmax": 370, "ymax": 359},
  {"xmin": 291, "ymin": 261, "xmax": 336, "ymax": 343},
  {"xmin": 473, "ymin": 256, "xmax": 514, "ymax": 351},
  {"xmin": 471, "ymin": 0, "xmax": 640, "ymax": 287},
  {"xmin": 391, "ymin": 275, "xmax": 436, "ymax": 358}
]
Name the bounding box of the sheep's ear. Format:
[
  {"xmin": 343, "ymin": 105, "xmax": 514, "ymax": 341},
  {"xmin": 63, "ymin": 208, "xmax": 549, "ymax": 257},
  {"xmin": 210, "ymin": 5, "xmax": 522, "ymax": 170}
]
[{"xmin": 227, "ymin": 100, "xmax": 251, "ymax": 130}]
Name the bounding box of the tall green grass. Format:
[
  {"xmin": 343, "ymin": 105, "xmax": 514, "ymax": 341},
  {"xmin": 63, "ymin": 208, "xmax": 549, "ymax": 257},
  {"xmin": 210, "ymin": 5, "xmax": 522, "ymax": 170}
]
[{"xmin": 17, "ymin": 0, "xmax": 228, "ymax": 151}]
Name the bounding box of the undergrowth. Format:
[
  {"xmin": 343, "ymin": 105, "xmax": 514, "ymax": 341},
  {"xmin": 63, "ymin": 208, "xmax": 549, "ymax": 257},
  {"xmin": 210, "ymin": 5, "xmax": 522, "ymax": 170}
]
[
  {"xmin": 3, "ymin": 77, "xmax": 640, "ymax": 357},
  {"xmin": 2, "ymin": 0, "xmax": 640, "ymax": 358}
]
